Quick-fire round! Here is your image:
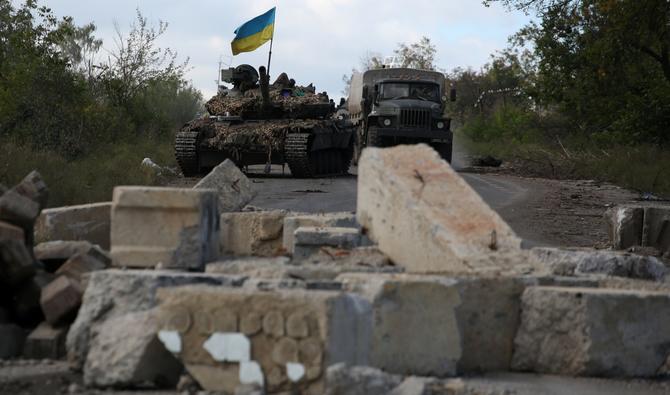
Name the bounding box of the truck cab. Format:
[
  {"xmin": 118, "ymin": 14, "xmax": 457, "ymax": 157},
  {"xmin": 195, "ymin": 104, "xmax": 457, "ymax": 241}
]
[{"xmin": 348, "ymin": 68, "xmax": 454, "ymax": 163}]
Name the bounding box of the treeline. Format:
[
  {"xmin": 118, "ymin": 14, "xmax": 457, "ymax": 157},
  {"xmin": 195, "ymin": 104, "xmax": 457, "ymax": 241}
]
[
  {"xmin": 0, "ymin": 1, "xmax": 202, "ymax": 205},
  {"xmin": 450, "ymin": 0, "xmax": 670, "ymax": 195}
]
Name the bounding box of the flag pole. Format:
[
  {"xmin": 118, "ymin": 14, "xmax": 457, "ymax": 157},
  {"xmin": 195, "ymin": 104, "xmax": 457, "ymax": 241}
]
[{"xmin": 267, "ymin": 37, "xmax": 274, "ymax": 77}]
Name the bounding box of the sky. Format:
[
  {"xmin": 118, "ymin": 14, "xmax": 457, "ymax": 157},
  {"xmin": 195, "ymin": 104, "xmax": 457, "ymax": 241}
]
[{"xmin": 37, "ymin": 0, "xmax": 532, "ymax": 100}]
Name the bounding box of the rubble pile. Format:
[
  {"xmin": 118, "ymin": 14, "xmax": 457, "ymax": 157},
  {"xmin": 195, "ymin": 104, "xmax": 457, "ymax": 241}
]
[
  {"xmin": 2, "ymin": 144, "xmax": 670, "ymax": 394},
  {"xmin": 0, "ymin": 172, "xmax": 110, "ymax": 361}
]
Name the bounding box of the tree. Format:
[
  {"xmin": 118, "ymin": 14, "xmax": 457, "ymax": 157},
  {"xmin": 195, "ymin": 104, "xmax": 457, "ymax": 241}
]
[
  {"xmin": 98, "ymin": 9, "xmax": 189, "ymax": 108},
  {"xmin": 342, "ymin": 37, "xmax": 438, "ymax": 96},
  {"xmin": 57, "ymin": 20, "xmax": 102, "ymax": 79},
  {"xmin": 487, "ymin": 0, "xmax": 670, "ymax": 145},
  {"xmin": 393, "ymin": 36, "xmax": 437, "ymax": 70}
]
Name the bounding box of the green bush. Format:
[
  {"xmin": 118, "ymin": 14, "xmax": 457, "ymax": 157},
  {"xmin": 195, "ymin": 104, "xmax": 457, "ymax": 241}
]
[{"xmin": 0, "ymin": 136, "xmax": 176, "ymax": 207}]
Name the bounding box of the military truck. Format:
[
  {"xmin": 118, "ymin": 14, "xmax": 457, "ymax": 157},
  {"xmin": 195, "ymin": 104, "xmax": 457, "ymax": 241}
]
[
  {"xmin": 175, "ymin": 65, "xmax": 354, "ymax": 177},
  {"xmin": 347, "ymin": 68, "xmax": 455, "ymax": 163}
]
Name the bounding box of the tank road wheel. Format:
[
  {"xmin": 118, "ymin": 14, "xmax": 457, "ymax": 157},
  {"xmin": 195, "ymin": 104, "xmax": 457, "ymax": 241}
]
[
  {"xmin": 174, "ymin": 129, "xmax": 201, "ymax": 176},
  {"xmin": 285, "ymin": 133, "xmax": 317, "ymax": 178}
]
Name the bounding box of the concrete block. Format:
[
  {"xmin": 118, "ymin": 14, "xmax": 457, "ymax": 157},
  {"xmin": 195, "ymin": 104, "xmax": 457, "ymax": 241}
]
[
  {"xmin": 55, "ymin": 252, "xmax": 108, "ymax": 288},
  {"xmin": 0, "ymin": 239, "xmax": 36, "ymax": 287},
  {"xmin": 0, "ymin": 189, "xmax": 40, "ymax": 229},
  {"xmin": 0, "ymin": 324, "xmax": 26, "ymax": 359},
  {"xmin": 0, "ymin": 220, "xmax": 24, "ymax": 242},
  {"xmin": 605, "ymin": 205, "xmax": 644, "ymax": 249},
  {"xmin": 513, "ymin": 286, "xmax": 670, "ymax": 377},
  {"xmin": 193, "ymin": 159, "xmax": 256, "ymax": 212},
  {"xmin": 83, "ymin": 310, "xmax": 182, "ymax": 388},
  {"xmin": 356, "ymin": 144, "xmax": 526, "ymax": 274},
  {"xmin": 67, "ymin": 269, "xmax": 245, "ymax": 370},
  {"xmin": 12, "ymin": 170, "xmax": 49, "ymax": 210},
  {"xmin": 532, "ymin": 247, "xmax": 667, "ymax": 281},
  {"xmin": 220, "ymin": 210, "xmax": 287, "ymax": 257},
  {"xmin": 34, "ymin": 240, "xmax": 94, "ymax": 272},
  {"xmin": 338, "ymin": 274, "xmax": 527, "ymax": 376},
  {"xmin": 283, "ymin": 212, "xmax": 357, "ymax": 254},
  {"xmin": 35, "ymin": 202, "xmax": 112, "ymax": 250},
  {"xmin": 40, "ymin": 275, "xmax": 83, "ymax": 325},
  {"xmin": 156, "ymin": 286, "xmax": 371, "ymax": 394},
  {"xmin": 293, "ymin": 227, "xmax": 361, "ymax": 260},
  {"xmin": 23, "ymin": 321, "xmax": 68, "ymax": 359},
  {"xmin": 643, "ymin": 206, "xmax": 670, "ymax": 253},
  {"xmin": 110, "ymin": 186, "xmax": 220, "ymax": 270}
]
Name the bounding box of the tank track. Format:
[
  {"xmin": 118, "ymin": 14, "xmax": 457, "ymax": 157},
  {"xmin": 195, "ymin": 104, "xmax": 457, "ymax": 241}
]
[
  {"xmin": 174, "ymin": 129, "xmax": 200, "ymax": 177},
  {"xmin": 285, "ymin": 132, "xmax": 351, "ymax": 178}
]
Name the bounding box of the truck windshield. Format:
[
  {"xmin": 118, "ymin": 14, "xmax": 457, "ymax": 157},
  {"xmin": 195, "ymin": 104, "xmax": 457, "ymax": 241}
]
[{"xmin": 379, "ymin": 82, "xmax": 440, "ymax": 102}]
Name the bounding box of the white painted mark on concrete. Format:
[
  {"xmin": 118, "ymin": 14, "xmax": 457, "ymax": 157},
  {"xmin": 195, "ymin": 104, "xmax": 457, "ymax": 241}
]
[
  {"xmin": 286, "ymin": 362, "xmax": 305, "ymax": 382},
  {"xmin": 157, "ymin": 330, "xmax": 181, "ymax": 353},
  {"xmin": 239, "ymin": 360, "xmax": 264, "ymax": 386},
  {"xmin": 203, "ymin": 332, "xmax": 250, "ymax": 362}
]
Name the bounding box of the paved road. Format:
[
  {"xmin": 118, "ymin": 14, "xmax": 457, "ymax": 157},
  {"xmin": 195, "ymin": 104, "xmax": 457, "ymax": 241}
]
[
  {"xmin": 248, "ymin": 170, "xmax": 528, "ymax": 214},
  {"xmin": 246, "ymin": 165, "xmax": 547, "ymax": 245}
]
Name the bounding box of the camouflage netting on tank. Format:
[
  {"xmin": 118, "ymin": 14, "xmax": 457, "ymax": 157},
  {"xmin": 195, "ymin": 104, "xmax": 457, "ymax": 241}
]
[
  {"xmin": 205, "ymin": 85, "xmax": 329, "ymax": 117},
  {"xmin": 182, "ymin": 118, "xmax": 322, "ymax": 153}
]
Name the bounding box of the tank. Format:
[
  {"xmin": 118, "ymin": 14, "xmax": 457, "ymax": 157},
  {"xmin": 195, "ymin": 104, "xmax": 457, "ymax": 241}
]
[{"xmin": 175, "ymin": 64, "xmax": 354, "ymax": 177}]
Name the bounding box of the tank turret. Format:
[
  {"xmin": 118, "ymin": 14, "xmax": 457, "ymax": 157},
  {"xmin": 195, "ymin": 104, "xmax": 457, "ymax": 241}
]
[{"xmin": 175, "ymin": 64, "xmax": 354, "ymax": 177}]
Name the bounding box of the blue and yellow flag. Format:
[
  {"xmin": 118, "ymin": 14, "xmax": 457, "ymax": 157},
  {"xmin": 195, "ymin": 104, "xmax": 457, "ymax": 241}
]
[{"xmin": 231, "ymin": 7, "xmax": 275, "ymax": 56}]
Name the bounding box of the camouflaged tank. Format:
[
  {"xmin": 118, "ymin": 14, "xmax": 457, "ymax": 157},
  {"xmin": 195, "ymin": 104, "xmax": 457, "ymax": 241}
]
[{"xmin": 175, "ymin": 64, "xmax": 354, "ymax": 177}]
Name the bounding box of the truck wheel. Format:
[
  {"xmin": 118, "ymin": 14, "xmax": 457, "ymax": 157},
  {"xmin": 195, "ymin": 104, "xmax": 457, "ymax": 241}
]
[
  {"xmin": 367, "ymin": 128, "xmax": 381, "ymax": 147},
  {"xmin": 433, "ymin": 142, "xmax": 453, "ymax": 163}
]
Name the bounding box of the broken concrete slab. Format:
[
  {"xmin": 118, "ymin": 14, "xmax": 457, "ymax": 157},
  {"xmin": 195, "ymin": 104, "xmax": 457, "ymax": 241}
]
[
  {"xmin": 23, "ymin": 322, "xmax": 68, "ymax": 359},
  {"xmin": 156, "ymin": 286, "xmax": 371, "ymax": 394},
  {"xmin": 220, "ymin": 210, "xmax": 287, "ymax": 257},
  {"xmin": 207, "ymin": 248, "xmax": 398, "ymax": 282},
  {"xmin": 66, "ymin": 269, "xmax": 245, "ymax": 370},
  {"xmin": 40, "ymin": 275, "xmax": 83, "ymax": 325},
  {"xmin": 35, "ymin": 202, "xmax": 112, "ymax": 250},
  {"xmin": 339, "ymin": 273, "xmax": 527, "ymax": 376},
  {"xmin": 0, "ymin": 189, "xmax": 40, "ymax": 230},
  {"xmin": 110, "ymin": 186, "xmax": 220, "ymax": 270},
  {"xmin": 293, "ymin": 246, "xmax": 392, "ymax": 267},
  {"xmin": 193, "ymin": 159, "xmax": 256, "ymax": 213},
  {"xmin": 83, "ymin": 310, "xmax": 183, "ymax": 388},
  {"xmin": 356, "ymin": 144, "xmax": 528, "ymax": 274},
  {"xmin": 512, "ymin": 286, "xmax": 670, "ymax": 377},
  {"xmin": 283, "ymin": 213, "xmax": 357, "ymax": 254},
  {"xmin": 532, "ymin": 247, "xmax": 667, "ymax": 281},
  {"xmin": 0, "ymin": 324, "xmax": 26, "ymax": 359},
  {"xmin": 293, "ymin": 227, "xmax": 361, "ymax": 260}
]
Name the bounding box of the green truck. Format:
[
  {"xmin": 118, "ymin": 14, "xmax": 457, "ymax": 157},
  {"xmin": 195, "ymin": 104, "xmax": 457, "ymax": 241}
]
[{"xmin": 347, "ymin": 68, "xmax": 455, "ymax": 163}]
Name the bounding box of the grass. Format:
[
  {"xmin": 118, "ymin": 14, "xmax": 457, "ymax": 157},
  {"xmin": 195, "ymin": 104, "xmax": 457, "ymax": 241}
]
[
  {"xmin": 0, "ymin": 136, "xmax": 177, "ymax": 207},
  {"xmin": 460, "ymin": 133, "xmax": 670, "ymax": 198}
]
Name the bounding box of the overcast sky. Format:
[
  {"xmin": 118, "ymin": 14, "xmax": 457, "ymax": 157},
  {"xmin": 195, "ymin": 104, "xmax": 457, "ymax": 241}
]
[{"xmin": 38, "ymin": 0, "xmax": 531, "ymax": 100}]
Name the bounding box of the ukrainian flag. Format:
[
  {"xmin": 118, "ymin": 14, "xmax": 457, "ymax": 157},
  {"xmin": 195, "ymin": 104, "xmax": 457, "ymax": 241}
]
[{"xmin": 231, "ymin": 7, "xmax": 276, "ymax": 56}]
